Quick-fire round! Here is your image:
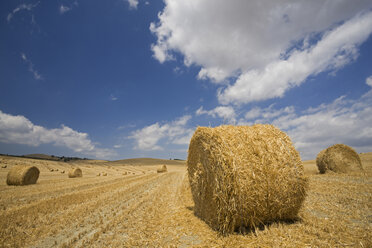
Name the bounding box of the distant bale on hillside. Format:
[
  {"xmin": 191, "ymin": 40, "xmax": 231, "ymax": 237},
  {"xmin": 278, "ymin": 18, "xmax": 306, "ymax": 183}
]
[
  {"xmin": 187, "ymin": 124, "xmax": 308, "ymax": 234},
  {"xmin": 6, "ymin": 165, "xmax": 40, "ymax": 186},
  {"xmin": 68, "ymin": 168, "xmax": 82, "ymax": 178},
  {"xmin": 157, "ymin": 165, "xmax": 167, "ymax": 173},
  {"xmin": 316, "ymin": 144, "xmax": 363, "ymax": 173}
]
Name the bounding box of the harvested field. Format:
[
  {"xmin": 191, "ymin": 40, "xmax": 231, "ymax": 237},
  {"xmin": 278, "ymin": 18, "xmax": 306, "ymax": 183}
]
[{"xmin": 0, "ymin": 154, "xmax": 371, "ymax": 247}]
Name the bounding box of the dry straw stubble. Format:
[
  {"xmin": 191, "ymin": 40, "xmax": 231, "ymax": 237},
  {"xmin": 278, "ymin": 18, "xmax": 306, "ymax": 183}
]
[
  {"xmin": 187, "ymin": 124, "xmax": 308, "ymax": 234},
  {"xmin": 316, "ymin": 144, "xmax": 363, "ymax": 173},
  {"xmin": 68, "ymin": 168, "xmax": 82, "ymax": 178},
  {"xmin": 6, "ymin": 165, "xmax": 40, "ymax": 186}
]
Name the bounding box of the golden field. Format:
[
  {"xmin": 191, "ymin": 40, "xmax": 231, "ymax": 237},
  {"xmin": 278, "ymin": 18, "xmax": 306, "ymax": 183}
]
[{"xmin": 0, "ymin": 153, "xmax": 371, "ymax": 247}]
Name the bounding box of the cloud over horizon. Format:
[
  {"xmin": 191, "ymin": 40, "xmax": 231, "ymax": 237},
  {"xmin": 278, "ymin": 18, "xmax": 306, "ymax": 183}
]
[
  {"xmin": 0, "ymin": 110, "xmax": 115, "ymax": 159},
  {"xmin": 238, "ymin": 79, "xmax": 372, "ymax": 159},
  {"xmin": 129, "ymin": 115, "xmax": 193, "ymax": 151}
]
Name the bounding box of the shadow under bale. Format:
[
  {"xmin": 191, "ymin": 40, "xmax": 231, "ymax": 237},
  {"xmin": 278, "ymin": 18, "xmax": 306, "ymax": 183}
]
[
  {"xmin": 6, "ymin": 165, "xmax": 40, "ymax": 186},
  {"xmin": 234, "ymin": 217, "xmax": 302, "ymax": 235}
]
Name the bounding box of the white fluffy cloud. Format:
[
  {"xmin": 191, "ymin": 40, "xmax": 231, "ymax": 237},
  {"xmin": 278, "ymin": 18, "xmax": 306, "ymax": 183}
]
[
  {"xmin": 129, "ymin": 115, "xmax": 193, "ymax": 150},
  {"xmin": 60, "ymin": 5, "xmax": 71, "ymax": 14},
  {"xmin": 0, "ymin": 110, "xmax": 115, "ymax": 159},
  {"xmin": 219, "ymin": 11, "xmax": 372, "ymax": 104},
  {"xmin": 245, "ymin": 105, "xmax": 294, "ymax": 121},
  {"xmin": 366, "ymin": 75, "xmax": 372, "ymax": 87},
  {"xmin": 127, "ymin": 0, "xmax": 139, "ymax": 9},
  {"xmin": 239, "ymin": 80, "xmax": 372, "ymax": 159},
  {"xmin": 196, "ymin": 106, "xmax": 236, "ymax": 123},
  {"xmin": 150, "ymin": 1, "xmax": 372, "ymax": 104}
]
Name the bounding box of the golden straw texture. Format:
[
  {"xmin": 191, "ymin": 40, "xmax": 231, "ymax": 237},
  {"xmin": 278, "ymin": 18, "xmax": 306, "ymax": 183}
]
[
  {"xmin": 316, "ymin": 144, "xmax": 363, "ymax": 173},
  {"xmin": 187, "ymin": 124, "xmax": 308, "ymax": 234},
  {"xmin": 157, "ymin": 165, "xmax": 167, "ymax": 173},
  {"xmin": 6, "ymin": 165, "xmax": 40, "ymax": 186},
  {"xmin": 68, "ymin": 168, "xmax": 82, "ymax": 178},
  {"xmin": 316, "ymin": 149, "xmax": 327, "ymax": 174}
]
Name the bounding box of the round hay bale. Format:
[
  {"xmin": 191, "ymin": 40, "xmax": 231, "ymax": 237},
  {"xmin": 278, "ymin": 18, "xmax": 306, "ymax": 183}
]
[
  {"xmin": 102, "ymin": 172, "xmax": 107, "ymax": 176},
  {"xmin": 68, "ymin": 168, "xmax": 82, "ymax": 178},
  {"xmin": 157, "ymin": 165, "xmax": 167, "ymax": 173},
  {"xmin": 6, "ymin": 165, "xmax": 40, "ymax": 186},
  {"xmin": 316, "ymin": 149, "xmax": 327, "ymax": 174},
  {"xmin": 187, "ymin": 124, "xmax": 308, "ymax": 234},
  {"xmin": 1, "ymin": 165, "xmax": 7, "ymax": 168},
  {"xmin": 316, "ymin": 144, "xmax": 363, "ymax": 173}
]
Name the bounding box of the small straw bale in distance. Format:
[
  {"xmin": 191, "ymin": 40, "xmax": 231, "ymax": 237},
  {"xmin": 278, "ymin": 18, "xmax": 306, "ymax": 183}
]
[
  {"xmin": 68, "ymin": 168, "xmax": 82, "ymax": 178},
  {"xmin": 157, "ymin": 164, "xmax": 167, "ymax": 173},
  {"xmin": 187, "ymin": 124, "xmax": 308, "ymax": 234},
  {"xmin": 316, "ymin": 144, "xmax": 363, "ymax": 173},
  {"xmin": 6, "ymin": 165, "xmax": 40, "ymax": 186}
]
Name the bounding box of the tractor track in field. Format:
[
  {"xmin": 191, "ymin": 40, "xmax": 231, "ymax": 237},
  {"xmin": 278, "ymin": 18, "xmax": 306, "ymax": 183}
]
[
  {"xmin": 0, "ymin": 173, "xmax": 167, "ymax": 247},
  {"xmin": 0, "ymin": 175, "xmax": 148, "ymax": 212}
]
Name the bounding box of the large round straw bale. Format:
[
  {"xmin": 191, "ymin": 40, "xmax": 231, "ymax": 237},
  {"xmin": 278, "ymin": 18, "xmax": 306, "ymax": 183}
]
[
  {"xmin": 187, "ymin": 124, "xmax": 308, "ymax": 234},
  {"xmin": 68, "ymin": 168, "xmax": 82, "ymax": 178},
  {"xmin": 316, "ymin": 144, "xmax": 362, "ymax": 173},
  {"xmin": 157, "ymin": 164, "xmax": 167, "ymax": 173},
  {"xmin": 316, "ymin": 149, "xmax": 327, "ymax": 174},
  {"xmin": 6, "ymin": 165, "xmax": 40, "ymax": 186}
]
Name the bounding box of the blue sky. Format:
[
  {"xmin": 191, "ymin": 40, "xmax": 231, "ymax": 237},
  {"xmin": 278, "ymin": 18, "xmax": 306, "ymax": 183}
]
[{"xmin": 0, "ymin": 0, "xmax": 372, "ymax": 160}]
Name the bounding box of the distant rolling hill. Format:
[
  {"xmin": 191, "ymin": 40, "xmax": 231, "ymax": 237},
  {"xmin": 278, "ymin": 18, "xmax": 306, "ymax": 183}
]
[
  {"xmin": 23, "ymin": 154, "xmax": 87, "ymax": 162},
  {"xmin": 112, "ymin": 158, "xmax": 186, "ymax": 166},
  {"xmin": 23, "ymin": 154, "xmax": 60, "ymax": 161}
]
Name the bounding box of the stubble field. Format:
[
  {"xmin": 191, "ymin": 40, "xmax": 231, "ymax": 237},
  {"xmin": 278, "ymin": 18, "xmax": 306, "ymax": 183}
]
[{"xmin": 0, "ymin": 153, "xmax": 371, "ymax": 247}]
